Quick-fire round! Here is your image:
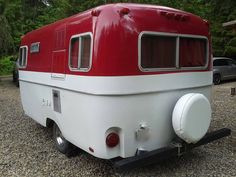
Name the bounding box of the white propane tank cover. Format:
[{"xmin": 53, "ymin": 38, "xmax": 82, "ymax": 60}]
[{"xmin": 172, "ymin": 93, "xmax": 211, "ymax": 144}]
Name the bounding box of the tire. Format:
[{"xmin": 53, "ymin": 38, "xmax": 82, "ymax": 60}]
[
  {"xmin": 53, "ymin": 123, "xmax": 74, "ymax": 155},
  {"xmin": 213, "ymin": 74, "xmax": 221, "ymax": 85}
]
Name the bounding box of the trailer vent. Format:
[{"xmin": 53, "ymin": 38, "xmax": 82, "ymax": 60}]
[{"xmin": 53, "ymin": 90, "xmax": 61, "ymax": 113}]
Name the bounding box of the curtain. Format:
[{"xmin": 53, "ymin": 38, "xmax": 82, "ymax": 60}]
[
  {"xmin": 80, "ymin": 36, "xmax": 91, "ymax": 69},
  {"xmin": 70, "ymin": 38, "xmax": 79, "ymax": 68},
  {"xmin": 141, "ymin": 35, "xmax": 176, "ymax": 68},
  {"xmin": 179, "ymin": 38, "xmax": 206, "ymax": 67}
]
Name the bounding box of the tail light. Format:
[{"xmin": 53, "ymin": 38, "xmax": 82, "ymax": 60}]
[{"xmin": 106, "ymin": 132, "xmax": 119, "ymax": 148}]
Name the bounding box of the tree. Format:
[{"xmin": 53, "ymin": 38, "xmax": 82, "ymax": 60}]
[
  {"xmin": 208, "ymin": 0, "xmax": 236, "ymax": 57},
  {"xmin": 0, "ymin": 0, "xmax": 15, "ymax": 55},
  {"xmin": 1, "ymin": 0, "xmax": 236, "ymax": 57}
]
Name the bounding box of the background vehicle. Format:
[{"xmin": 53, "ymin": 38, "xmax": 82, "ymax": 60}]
[
  {"xmin": 10, "ymin": 56, "xmax": 19, "ymax": 87},
  {"xmin": 213, "ymin": 57, "xmax": 236, "ymax": 84},
  {"xmin": 12, "ymin": 60, "xmax": 19, "ymax": 87}
]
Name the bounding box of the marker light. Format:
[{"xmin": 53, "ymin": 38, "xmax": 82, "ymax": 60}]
[
  {"xmin": 120, "ymin": 7, "xmax": 130, "ymax": 15},
  {"xmin": 181, "ymin": 15, "xmax": 189, "ymax": 21},
  {"xmin": 106, "ymin": 132, "xmax": 119, "ymax": 148},
  {"xmin": 91, "ymin": 9, "xmax": 101, "ymax": 17},
  {"xmin": 166, "ymin": 12, "xmax": 174, "ymax": 19},
  {"xmin": 159, "ymin": 10, "xmax": 190, "ymax": 22},
  {"xmin": 203, "ymin": 19, "xmax": 210, "ymax": 28},
  {"xmin": 175, "ymin": 14, "xmax": 181, "ymax": 20}
]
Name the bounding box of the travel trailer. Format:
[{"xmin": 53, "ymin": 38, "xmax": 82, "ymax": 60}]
[{"xmin": 18, "ymin": 3, "xmax": 231, "ymax": 169}]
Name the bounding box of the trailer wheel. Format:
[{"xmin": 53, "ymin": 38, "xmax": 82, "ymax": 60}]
[{"xmin": 53, "ymin": 123, "xmax": 73, "ymax": 155}]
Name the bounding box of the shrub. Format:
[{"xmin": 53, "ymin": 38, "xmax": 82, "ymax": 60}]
[{"xmin": 0, "ymin": 56, "xmax": 14, "ymax": 76}]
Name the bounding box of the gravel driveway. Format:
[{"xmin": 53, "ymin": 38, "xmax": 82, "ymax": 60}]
[{"xmin": 0, "ymin": 78, "xmax": 235, "ymax": 177}]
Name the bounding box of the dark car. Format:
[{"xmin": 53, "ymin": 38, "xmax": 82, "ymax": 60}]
[{"xmin": 213, "ymin": 57, "xmax": 236, "ymax": 85}]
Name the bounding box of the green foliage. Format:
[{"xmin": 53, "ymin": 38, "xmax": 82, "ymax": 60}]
[
  {"xmin": 0, "ymin": 0, "xmax": 236, "ymax": 58},
  {"xmin": 0, "ymin": 0, "xmax": 15, "ymax": 55},
  {"xmin": 0, "ymin": 16, "xmax": 15, "ymax": 55},
  {"xmin": 0, "ymin": 56, "xmax": 14, "ymax": 76},
  {"xmin": 224, "ymin": 37, "xmax": 236, "ymax": 57}
]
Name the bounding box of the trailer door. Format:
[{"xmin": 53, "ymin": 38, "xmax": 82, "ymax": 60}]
[{"xmin": 51, "ymin": 25, "xmax": 66, "ymax": 79}]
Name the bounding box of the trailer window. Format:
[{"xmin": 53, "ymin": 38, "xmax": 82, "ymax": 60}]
[
  {"xmin": 70, "ymin": 38, "xmax": 79, "ymax": 68},
  {"xmin": 69, "ymin": 33, "xmax": 92, "ymax": 71},
  {"xmin": 30, "ymin": 42, "xmax": 40, "ymax": 53},
  {"xmin": 141, "ymin": 34, "xmax": 176, "ymax": 68},
  {"xmin": 19, "ymin": 46, "xmax": 28, "ymax": 68},
  {"xmin": 139, "ymin": 32, "xmax": 208, "ymax": 71},
  {"xmin": 179, "ymin": 38, "xmax": 207, "ymax": 67},
  {"xmin": 80, "ymin": 35, "xmax": 91, "ymax": 68}
]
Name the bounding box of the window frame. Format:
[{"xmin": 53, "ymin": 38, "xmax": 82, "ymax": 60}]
[
  {"xmin": 18, "ymin": 45, "xmax": 28, "ymax": 69},
  {"xmin": 68, "ymin": 32, "xmax": 93, "ymax": 72},
  {"xmin": 138, "ymin": 31, "xmax": 209, "ymax": 72}
]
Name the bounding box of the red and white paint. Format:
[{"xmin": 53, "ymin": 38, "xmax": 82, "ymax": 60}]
[{"xmin": 19, "ymin": 3, "xmax": 212, "ymax": 159}]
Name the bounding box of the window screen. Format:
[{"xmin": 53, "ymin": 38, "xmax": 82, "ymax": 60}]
[
  {"xmin": 19, "ymin": 46, "xmax": 28, "ymax": 67},
  {"xmin": 69, "ymin": 34, "xmax": 92, "ymax": 70},
  {"xmin": 179, "ymin": 38, "xmax": 207, "ymax": 67},
  {"xmin": 141, "ymin": 34, "xmax": 176, "ymax": 68}
]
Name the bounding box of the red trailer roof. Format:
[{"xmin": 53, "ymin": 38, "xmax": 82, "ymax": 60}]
[{"xmin": 20, "ymin": 3, "xmax": 211, "ymax": 76}]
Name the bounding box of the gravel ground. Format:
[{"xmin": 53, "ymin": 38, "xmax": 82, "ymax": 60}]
[{"xmin": 0, "ymin": 78, "xmax": 235, "ymax": 177}]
